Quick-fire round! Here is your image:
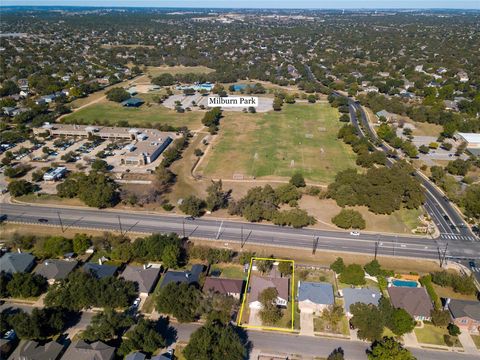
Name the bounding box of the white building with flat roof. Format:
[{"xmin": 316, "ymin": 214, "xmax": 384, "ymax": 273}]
[
  {"xmin": 455, "ymin": 133, "xmax": 480, "ymax": 149},
  {"xmin": 43, "ymin": 167, "xmax": 67, "ymax": 181}
]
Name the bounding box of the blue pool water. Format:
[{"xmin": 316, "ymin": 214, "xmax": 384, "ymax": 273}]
[
  {"xmin": 392, "ymin": 279, "xmax": 418, "ymax": 287},
  {"xmin": 232, "ymin": 84, "xmax": 247, "ymax": 91}
]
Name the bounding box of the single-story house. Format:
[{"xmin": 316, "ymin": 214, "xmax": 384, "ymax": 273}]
[
  {"xmin": 388, "ymin": 287, "xmax": 433, "ymax": 321},
  {"xmin": 120, "ymin": 265, "xmax": 161, "ymax": 296},
  {"xmin": 0, "ymin": 252, "xmax": 36, "ymax": 274},
  {"xmin": 342, "ymin": 288, "xmax": 381, "ymax": 318},
  {"xmin": 248, "ymin": 275, "xmax": 289, "ymax": 309},
  {"xmin": 8, "ymin": 340, "xmax": 64, "ymax": 360},
  {"xmin": 82, "ymin": 262, "xmax": 118, "ymax": 279},
  {"xmin": 203, "ymin": 277, "xmax": 244, "ymax": 299},
  {"xmin": 61, "ymin": 340, "xmax": 115, "ymax": 360},
  {"xmin": 34, "ymin": 259, "xmax": 78, "ymax": 284},
  {"xmin": 375, "ymin": 110, "xmax": 396, "ymax": 122},
  {"xmin": 298, "ymin": 281, "xmax": 334, "ymax": 314},
  {"xmin": 160, "ymin": 264, "xmax": 204, "ymax": 289},
  {"xmin": 125, "ymin": 352, "xmax": 146, "ymax": 360},
  {"xmin": 122, "ymin": 97, "xmax": 144, "ymax": 107},
  {"xmin": 447, "ymin": 299, "xmax": 480, "ymax": 334}
]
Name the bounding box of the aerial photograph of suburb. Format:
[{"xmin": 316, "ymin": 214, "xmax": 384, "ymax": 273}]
[{"xmin": 0, "ymin": 0, "xmax": 479, "ymax": 359}]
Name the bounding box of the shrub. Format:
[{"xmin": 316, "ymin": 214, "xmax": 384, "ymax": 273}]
[{"xmin": 332, "ymin": 209, "xmax": 366, "ymax": 229}]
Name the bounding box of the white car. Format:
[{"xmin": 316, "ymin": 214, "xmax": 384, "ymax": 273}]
[
  {"xmin": 133, "ymin": 298, "xmax": 141, "ymax": 307},
  {"xmin": 350, "ymin": 231, "xmax": 361, "ymax": 236}
]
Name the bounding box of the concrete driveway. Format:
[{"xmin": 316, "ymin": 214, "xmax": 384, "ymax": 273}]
[
  {"xmin": 299, "ymin": 311, "xmax": 314, "ymax": 336},
  {"xmin": 458, "ymin": 331, "xmax": 480, "ymax": 355},
  {"xmin": 248, "ymin": 308, "xmax": 262, "ymax": 326}
]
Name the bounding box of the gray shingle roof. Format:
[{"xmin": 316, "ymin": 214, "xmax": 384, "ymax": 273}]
[
  {"xmin": 160, "ymin": 264, "xmax": 204, "ymax": 289},
  {"xmin": 448, "ymin": 299, "xmax": 480, "ymax": 321},
  {"xmin": 298, "ymin": 281, "xmax": 334, "ymax": 305},
  {"xmin": 8, "ymin": 340, "xmax": 63, "ymax": 360},
  {"xmin": 120, "ymin": 265, "xmax": 161, "ymax": 294},
  {"xmin": 343, "ymin": 288, "xmax": 381, "ymax": 313},
  {"xmin": 249, "ymin": 275, "xmax": 289, "ymax": 303},
  {"xmin": 0, "ymin": 252, "xmax": 35, "ymax": 274},
  {"xmin": 82, "ymin": 263, "xmax": 118, "ymax": 279},
  {"xmin": 203, "ymin": 277, "xmax": 244, "ymax": 295},
  {"xmin": 125, "ymin": 352, "xmax": 147, "ymax": 360},
  {"xmin": 388, "ymin": 287, "xmax": 433, "ymax": 318},
  {"xmin": 34, "ymin": 259, "xmax": 78, "ymax": 281},
  {"xmin": 61, "ymin": 340, "xmax": 115, "ymax": 360}
]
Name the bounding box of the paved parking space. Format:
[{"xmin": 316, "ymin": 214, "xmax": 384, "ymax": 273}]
[
  {"xmin": 249, "ymin": 308, "xmax": 262, "ymax": 327},
  {"xmin": 299, "ymin": 311, "xmax": 314, "ymax": 336}
]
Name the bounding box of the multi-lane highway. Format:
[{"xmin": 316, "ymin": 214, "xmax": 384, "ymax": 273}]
[{"xmin": 2, "ymin": 202, "xmax": 480, "ymax": 260}]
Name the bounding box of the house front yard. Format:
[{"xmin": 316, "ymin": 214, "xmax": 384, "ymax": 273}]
[
  {"xmin": 414, "ymin": 323, "xmax": 462, "ymax": 348},
  {"xmin": 471, "ymin": 335, "xmax": 480, "ymax": 350},
  {"xmin": 313, "ymin": 315, "xmax": 349, "ymax": 336}
]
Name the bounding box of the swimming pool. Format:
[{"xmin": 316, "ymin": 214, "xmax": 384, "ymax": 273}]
[
  {"xmin": 232, "ymin": 84, "xmax": 247, "ymax": 91},
  {"xmin": 392, "ymin": 279, "xmax": 418, "ymax": 288}
]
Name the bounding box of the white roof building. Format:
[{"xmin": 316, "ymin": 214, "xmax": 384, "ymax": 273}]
[{"xmin": 455, "ymin": 133, "xmax": 480, "ymax": 149}]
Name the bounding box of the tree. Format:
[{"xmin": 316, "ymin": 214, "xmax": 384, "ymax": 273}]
[
  {"xmin": 162, "ymin": 243, "xmax": 181, "ymax": 269},
  {"xmin": 364, "ymin": 260, "xmax": 382, "ymax": 276},
  {"xmin": 179, "ymin": 195, "xmax": 205, "ymax": 217},
  {"xmin": 367, "ymin": 337, "xmax": 416, "ymax": 360},
  {"xmin": 327, "ymin": 348, "xmax": 345, "ymax": 360},
  {"xmin": 350, "ymin": 303, "xmax": 384, "ymax": 341},
  {"xmin": 259, "ymin": 287, "xmax": 282, "ymax": 325},
  {"xmin": 7, "ymin": 180, "xmax": 35, "ymax": 197},
  {"xmin": 390, "ymin": 308, "xmax": 415, "ymax": 336},
  {"xmin": 278, "ymin": 261, "xmax": 292, "ymax": 276},
  {"xmin": 8, "ymin": 307, "xmax": 70, "ymax": 340},
  {"xmin": 72, "ymin": 233, "xmax": 92, "ymax": 254},
  {"xmin": 447, "ymin": 323, "xmax": 461, "ymax": 336},
  {"xmin": 205, "ymin": 180, "xmax": 230, "ymax": 212},
  {"xmin": 152, "ymin": 73, "xmax": 175, "ymax": 86},
  {"xmin": 156, "ymin": 282, "xmax": 202, "ymax": 322},
  {"xmin": 119, "ymin": 318, "xmax": 167, "ymax": 356},
  {"xmin": 81, "ymin": 308, "xmax": 133, "ymax": 342},
  {"xmin": 44, "ymin": 272, "xmax": 137, "ymax": 311},
  {"xmin": 290, "ymin": 172, "xmax": 306, "ymax": 187},
  {"xmin": 106, "ymin": 87, "xmax": 130, "ymax": 102},
  {"xmin": 6, "ymin": 272, "xmax": 47, "ymax": 298},
  {"xmin": 338, "ymin": 264, "xmax": 365, "ymax": 285},
  {"xmin": 340, "ymin": 114, "xmax": 350, "ymax": 122},
  {"xmin": 307, "ymin": 94, "xmax": 317, "ymax": 103},
  {"xmin": 330, "ymin": 257, "xmax": 345, "ymax": 274},
  {"xmin": 91, "ymin": 159, "xmax": 108, "ymax": 172},
  {"xmin": 183, "ymin": 320, "xmax": 247, "ymax": 360},
  {"xmin": 322, "ymin": 304, "xmax": 344, "ymax": 332},
  {"xmin": 256, "ymin": 259, "xmax": 274, "ymax": 274},
  {"xmin": 332, "ymin": 209, "xmax": 366, "ymax": 229},
  {"xmin": 418, "ymin": 145, "xmax": 429, "ymax": 154},
  {"xmin": 431, "ymin": 309, "xmax": 451, "ymax": 327}
]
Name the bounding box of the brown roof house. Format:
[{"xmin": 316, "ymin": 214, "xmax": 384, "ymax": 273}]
[
  {"xmin": 61, "ymin": 340, "xmax": 115, "ymax": 360},
  {"xmin": 120, "ymin": 264, "xmax": 161, "ymax": 297},
  {"xmin": 447, "ymin": 299, "xmax": 480, "ymax": 334},
  {"xmin": 8, "ymin": 340, "xmax": 64, "ymax": 360},
  {"xmin": 388, "ymin": 287, "xmax": 433, "ymax": 321},
  {"xmin": 203, "ymin": 277, "xmax": 244, "ymax": 299},
  {"xmin": 248, "ymin": 275, "xmax": 289, "ymax": 310}
]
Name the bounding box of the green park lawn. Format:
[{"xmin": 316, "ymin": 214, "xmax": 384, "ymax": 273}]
[
  {"xmin": 61, "ymin": 100, "xmax": 204, "ymax": 130},
  {"xmin": 199, "ymin": 102, "xmax": 357, "ymax": 184}
]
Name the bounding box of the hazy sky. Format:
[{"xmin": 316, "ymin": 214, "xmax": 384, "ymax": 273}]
[{"xmin": 2, "ymin": 0, "xmax": 480, "ymax": 9}]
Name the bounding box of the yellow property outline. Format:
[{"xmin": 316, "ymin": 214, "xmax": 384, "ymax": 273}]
[{"xmin": 237, "ymin": 257, "xmax": 295, "ymax": 332}]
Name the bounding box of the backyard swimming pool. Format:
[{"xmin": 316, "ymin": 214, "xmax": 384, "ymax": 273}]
[{"xmin": 392, "ymin": 279, "xmax": 418, "ymax": 287}]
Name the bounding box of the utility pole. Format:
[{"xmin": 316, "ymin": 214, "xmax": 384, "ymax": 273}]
[
  {"xmin": 57, "ymin": 212, "xmax": 64, "ymax": 233},
  {"xmin": 440, "ymin": 243, "xmax": 449, "ymax": 267},
  {"xmin": 241, "ymin": 226, "xmax": 244, "ymax": 248},
  {"xmin": 182, "ymin": 219, "xmax": 186, "ymax": 239},
  {"xmin": 312, "ymin": 236, "xmax": 319, "ymax": 255},
  {"xmin": 117, "ymin": 216, "xmax": 123, "ymax": 236}
]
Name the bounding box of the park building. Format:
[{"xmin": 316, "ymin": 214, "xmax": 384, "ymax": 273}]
[
  {"xmin": 455, "ymin": 132, "xmax": 480, "ymax": 156},
  {"xmin": 34, "ymin": 123, "xmax": 176, "ymax": 167},
  {"xmin": 43, "ymin": 167, "xmax": 67, "ymax": 181}
]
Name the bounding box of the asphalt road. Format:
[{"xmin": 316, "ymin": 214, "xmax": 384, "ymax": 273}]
[
  {"xmin": 2, "ymin": 202, "xmax": 480, "ymax": 260},
  {"xmin": 175, "ymin": 323, "xmax": 479, "ymax": 360}
]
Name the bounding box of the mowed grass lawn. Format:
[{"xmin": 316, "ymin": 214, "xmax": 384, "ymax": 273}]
[
  {"xmin": 200, "ymin": 103, "xmax": 356, "ymax": 183},
  {"xmin": 146, "ymin": 65, "xmax": 215, "ymax": 77},
  {"xmin": 61, "ymin": 100, "xmax": 204, "ymax": 130}
]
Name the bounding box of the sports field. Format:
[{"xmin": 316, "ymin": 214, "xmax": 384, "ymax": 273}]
[
  {"xmin": 198, "ymin": 102, "xmax": 357, "ymax": 183},
  {"xmin": 61, "ymin": 98, "xmax": 204, "ymax": 130},
  {"xmin": 145, "ymin": 65, "xmax": 215, "ymax": 77}
]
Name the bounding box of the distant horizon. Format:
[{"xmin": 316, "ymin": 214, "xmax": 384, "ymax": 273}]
[{"xmin": 1, "ymin": 0, "xmax": 479, "ymax": 10}]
